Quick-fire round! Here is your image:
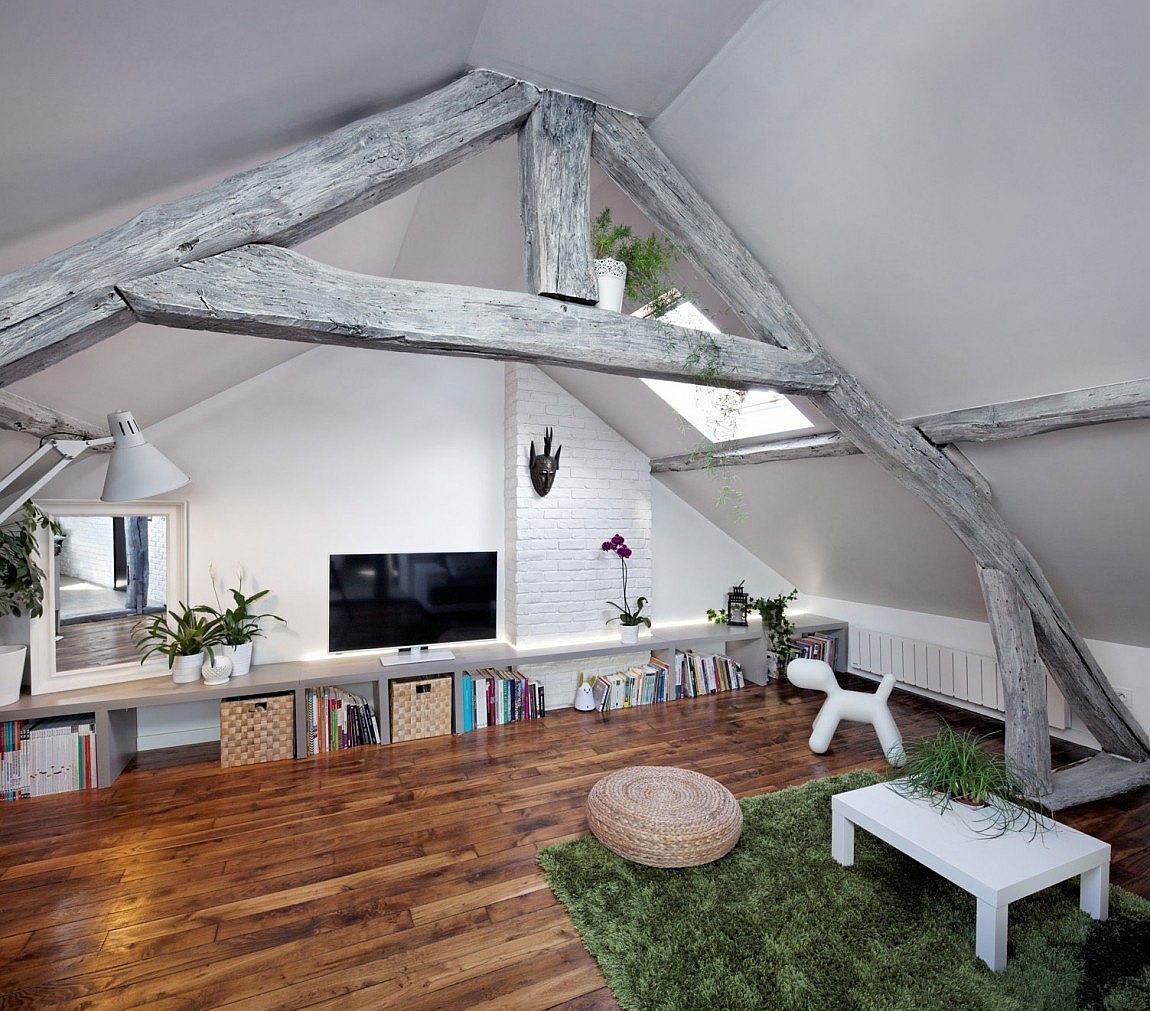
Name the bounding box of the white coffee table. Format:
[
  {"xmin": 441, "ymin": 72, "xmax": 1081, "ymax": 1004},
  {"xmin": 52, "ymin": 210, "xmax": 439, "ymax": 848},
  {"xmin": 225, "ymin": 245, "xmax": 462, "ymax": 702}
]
[{"xmin": 831, "ymin": 782, "xmax": 1110, "ymax": 971}]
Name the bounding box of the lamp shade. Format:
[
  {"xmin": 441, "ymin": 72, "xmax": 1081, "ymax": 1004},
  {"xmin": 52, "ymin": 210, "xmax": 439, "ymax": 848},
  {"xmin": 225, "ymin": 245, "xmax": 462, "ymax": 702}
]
[{"xmin": 100, "ymin": 411, "xmax": 189, "ymax": 502}]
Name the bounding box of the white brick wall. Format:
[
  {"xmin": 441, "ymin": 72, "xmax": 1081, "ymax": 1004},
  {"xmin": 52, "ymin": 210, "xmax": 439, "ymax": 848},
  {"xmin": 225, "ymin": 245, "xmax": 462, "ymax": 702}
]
[
  {"xmin": 504, "ymin": 365, "xmax": 653, "ymax": 707},
  {"xmin": 57, "ymin": 516, "xmax": 115, "ymax": 588},
  {"xmin": 147, "ymin": 515, "xmax": 167, "ymax": 605}
]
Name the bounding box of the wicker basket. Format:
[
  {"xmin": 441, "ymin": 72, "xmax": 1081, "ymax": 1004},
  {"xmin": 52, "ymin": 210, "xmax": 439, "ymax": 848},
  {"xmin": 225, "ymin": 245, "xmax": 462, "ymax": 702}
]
[
  {"xmin": 220, "ymin": 693, "xmax": 295, "ymax": 768},
  {"xmin": 390, "ymin": 674, "xmax": 453, "ymax": 743}
]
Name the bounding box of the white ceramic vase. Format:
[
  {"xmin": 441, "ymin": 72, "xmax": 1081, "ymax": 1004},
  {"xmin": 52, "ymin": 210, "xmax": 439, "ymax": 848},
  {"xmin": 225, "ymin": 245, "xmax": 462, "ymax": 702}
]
[
  {"xmin": 0, "ymin": 645, "xmax": 27, "ymax": 706},
  {"xmin": 224, "ymin": 641, "xmax": 254, "ymax": 677},
  {"xmin": 594, "ymin": 258, "xmax": 626, "ymax": 312},
  {"xmin": 201, "ymin": 653, "xmax": 234, "ymax": 685},
  {"xmin": 619, "ymin": 624, "xmax": 641, "ymax": 646},
  {"xmin": 171, "ymin": 652, "xmax": 205, "ymax": 685}
]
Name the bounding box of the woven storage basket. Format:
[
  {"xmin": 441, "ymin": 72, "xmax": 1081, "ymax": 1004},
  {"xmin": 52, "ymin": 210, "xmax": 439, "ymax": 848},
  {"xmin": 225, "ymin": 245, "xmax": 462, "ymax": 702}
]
[
  {"xmin": 586, "ymin": 765, "xmax": 743, "ymax": 868},
  {"xmin": 390, "ymin": 674, "xmax": 453, "ymax": 743},
  {"xmin": 220, "ymin": 693, "xmax": 295, "ymax": 768}
]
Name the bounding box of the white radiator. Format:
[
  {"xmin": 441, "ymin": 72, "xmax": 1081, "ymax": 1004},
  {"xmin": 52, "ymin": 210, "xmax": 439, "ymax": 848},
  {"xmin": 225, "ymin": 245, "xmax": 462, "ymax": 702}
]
[{"xmin": 850, "ymin": 627, "xmax": 1071, "ymax": 730}]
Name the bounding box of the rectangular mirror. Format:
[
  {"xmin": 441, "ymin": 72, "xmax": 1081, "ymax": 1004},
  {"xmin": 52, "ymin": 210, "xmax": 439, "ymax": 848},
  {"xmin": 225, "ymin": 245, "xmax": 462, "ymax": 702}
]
[{"xmin": 30, "ymin": 501, "xmax": 186, "ymax": 694}]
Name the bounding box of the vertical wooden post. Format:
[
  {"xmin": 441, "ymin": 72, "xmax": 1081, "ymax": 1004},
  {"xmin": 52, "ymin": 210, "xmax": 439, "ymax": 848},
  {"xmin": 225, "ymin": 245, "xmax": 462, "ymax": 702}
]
[
  {"xmin": 978, "ymin": 566, "xmax": 1053, "ymax": 794},
  {"xmin": 519, "ymin": 90, "xmax": 597, "ymax": 304}
]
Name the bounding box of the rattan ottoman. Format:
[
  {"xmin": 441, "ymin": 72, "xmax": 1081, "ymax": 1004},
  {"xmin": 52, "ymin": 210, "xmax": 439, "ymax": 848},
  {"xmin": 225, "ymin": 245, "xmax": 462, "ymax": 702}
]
[{"xmin": 586, "ymin": 766, "xmax": 743, "ymax": 868}]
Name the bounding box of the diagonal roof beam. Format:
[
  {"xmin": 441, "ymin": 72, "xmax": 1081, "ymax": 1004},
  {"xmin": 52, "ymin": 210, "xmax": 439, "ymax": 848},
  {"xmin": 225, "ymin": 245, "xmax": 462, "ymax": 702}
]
[
  {"xmin": 0, "ymin": 70, "xmax": 540, "ymax": 386},
  {"xmin": 651, "ymin": 433, "xmax": 859, "ymax": 472},
  {"xmin": 591, "ymin": 105, "xmax": 1149, "ymax": 765},
  {"xmin": 115, "ymin": 245, "xmax": 836, "ymax": 395},
  {"xmin": 0, "ymin": 390, "xmax": 108, "ymax": 448}
]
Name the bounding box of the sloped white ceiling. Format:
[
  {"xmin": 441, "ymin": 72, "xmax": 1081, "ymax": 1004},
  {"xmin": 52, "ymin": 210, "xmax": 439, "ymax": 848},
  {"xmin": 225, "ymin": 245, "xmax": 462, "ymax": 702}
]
[{"xmin": 2, "ymin": 1, "xmax": 1147, "ymax": 647}]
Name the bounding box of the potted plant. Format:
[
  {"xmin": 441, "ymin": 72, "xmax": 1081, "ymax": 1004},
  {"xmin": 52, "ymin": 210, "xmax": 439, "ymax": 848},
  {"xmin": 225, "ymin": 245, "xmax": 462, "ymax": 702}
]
[
  {"xmin": 0, "ymin": 503, "xmax": 61, "ymax": 705},
  {"xmin": 209, "ymin": 568, "xmax": 284, "ymax": 677},
  {"xmin": 708, "ymin": 587, "xmax": 798, "ymax": 676},
  {"xmin": 135, "ymin": 604, "xmax": 226, "ymax": 684},
  {"xmin": 591, "ymin": 208, "xmax": 679, "ymax": 312},
  {"xmin": 890, "ymin": 726, "xmax": 1050, "ymax": 837},
  {"xmin": 601, "ymin": 533, "xmax": 649, "ymax": 645}
]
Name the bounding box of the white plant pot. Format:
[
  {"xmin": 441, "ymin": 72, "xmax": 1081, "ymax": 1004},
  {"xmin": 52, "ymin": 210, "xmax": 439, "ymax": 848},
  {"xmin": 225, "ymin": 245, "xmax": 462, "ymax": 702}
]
[
  {"xmin": 594, "ymin": 258, "xmax": 627, "ymax": 312},
  {"xmin": 224, "ymin": 642, "xmax": 254, "ymax": 678},
  {"xmin": 171, "ymin": 652, "xmax": 205, "ymax": 685},
  {"xmin": 619, "ymin": 624, "xmax": 641, "ymax": 646},
  {"xmin": 0, "ymin": 645, "xmax": 27, "ymax": 706},
  {"xmin": 201, "ymin": 653, "xmax": 234, "ymax": 686}
]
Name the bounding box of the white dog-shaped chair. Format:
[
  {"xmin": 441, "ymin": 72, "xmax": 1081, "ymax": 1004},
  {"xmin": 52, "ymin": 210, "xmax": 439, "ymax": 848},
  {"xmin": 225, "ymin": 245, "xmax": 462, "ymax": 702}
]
[{"xmin": 786, "ymin": 658, "xmax": 905, "ymax": 766}]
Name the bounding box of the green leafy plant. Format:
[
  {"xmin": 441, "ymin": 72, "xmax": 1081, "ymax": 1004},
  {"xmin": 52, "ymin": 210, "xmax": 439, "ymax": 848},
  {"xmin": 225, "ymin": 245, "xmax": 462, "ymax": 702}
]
[
  {"xmin": 591, "ymin": 208, "xmax": 679, "ymax": 307},
  {"xmin": 601, "ymin": 534, "xmax": 650, "ymax": 628},
  {"xmin": 135, "ymin": 604, "xmax": 225, "ymax": 668},
  {"xmin": 0, "ymin": 503, "xmax": 62, "ymax": 619},
  {"xmin": 208, "ymin": 568, "xmax": 284, "ymax": 645},
  {"xmin": 890, "ymin": 726, "xmax": 1051, "ymax": 837},
  {"xmin": 708, "ymin": 587, "xmax": 799, "ymax": 662}
]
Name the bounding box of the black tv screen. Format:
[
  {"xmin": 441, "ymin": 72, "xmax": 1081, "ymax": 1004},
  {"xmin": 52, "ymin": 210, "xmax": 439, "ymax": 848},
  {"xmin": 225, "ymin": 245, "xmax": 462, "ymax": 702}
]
[{"xmin": 329, "ymin": 552, "xmax": 498, "ymax": 653}]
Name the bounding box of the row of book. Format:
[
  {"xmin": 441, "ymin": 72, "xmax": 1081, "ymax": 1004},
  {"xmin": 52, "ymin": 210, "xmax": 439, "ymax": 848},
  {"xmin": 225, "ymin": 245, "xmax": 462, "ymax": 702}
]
[
  {"xmin": 304, "ymin": 686, "xmax": 382, "ymax": 756},
  {"xmin": 1, "ymin": 717, "xmax": 98, "ymax": 800},
  {"xmin": 591, "ymin": 651, "xmax": 745, "ymax": 712},
  {"xmin": 462, "ymin": 669, "xmax": 546, "ymax": 730},
  {"xmin": 792, "ymin": 633, "xmax": 838, "ymax": 669}
]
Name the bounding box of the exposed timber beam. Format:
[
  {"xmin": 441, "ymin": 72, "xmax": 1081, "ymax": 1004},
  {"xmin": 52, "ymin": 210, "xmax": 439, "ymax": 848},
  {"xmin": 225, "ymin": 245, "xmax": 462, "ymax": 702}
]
[
  {"xmin": 978, "ymin": 567, "xmax": 1052, "ymax": 795},
  {"xmin": 912, "ymin": 378, "xmax": 1150, "ymax": 444},
  {"xmin": 651, "ymin": 432, "xmax": 858, "ymax": 473},
  {"xmin": 0, "ymin": 390, "xmax": 108, "ymax": 448},
  {"xmin": 519, "ymin": 91, "xmax": 597, "ymax": 304},
  {"xmin": 591, "ymin": 105, "xmax": 1149, "ymax": 762},
  {"xmin": 1046, "ymin": 753, "xmax": 1150, "ymax": 811},
  {"xmin": 116, "ymin": 245, "xmax": 836, "ymax": 395},
  {"xmin": 0, "ymin": 70, "xmax": 541, "ymax": 386}
]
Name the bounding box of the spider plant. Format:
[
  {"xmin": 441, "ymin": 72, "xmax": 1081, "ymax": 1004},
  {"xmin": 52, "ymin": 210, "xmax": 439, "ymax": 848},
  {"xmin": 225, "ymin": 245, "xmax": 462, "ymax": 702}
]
[
  {"xmin": 135, "ymin": 604, "xmax": 225, "ymax": 668},
  {"xmin": 889, "ymin": 726, "xmax": 1051, "ymax": 837}
]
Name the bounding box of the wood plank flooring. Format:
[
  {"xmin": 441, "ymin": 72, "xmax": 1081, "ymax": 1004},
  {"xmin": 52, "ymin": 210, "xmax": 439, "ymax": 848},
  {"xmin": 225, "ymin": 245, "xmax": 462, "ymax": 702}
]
[
  {"xmin": 1, "ymin": 677, "xmax": 1148, "ymax": 1009},
  {"xmin": 56, "ymin": 614, "xmax": 142, "ymax": 672}
]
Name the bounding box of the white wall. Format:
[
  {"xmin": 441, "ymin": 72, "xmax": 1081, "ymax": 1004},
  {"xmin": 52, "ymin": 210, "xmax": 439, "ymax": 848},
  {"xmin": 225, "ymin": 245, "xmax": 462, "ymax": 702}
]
[
  {"xmin": 49, "ymin": 346, "xmax": 506, "ymax": 747},
  {"xmin": 799, "ymin": 592, "xmax": 1150, "ymax": 747}
]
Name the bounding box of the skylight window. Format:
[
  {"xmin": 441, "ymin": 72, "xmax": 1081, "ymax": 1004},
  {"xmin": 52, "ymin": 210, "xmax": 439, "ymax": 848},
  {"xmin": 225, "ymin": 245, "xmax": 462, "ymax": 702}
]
[{"xmin": 637, "ymin": 299, "xmax": 814, "ymax": 444}]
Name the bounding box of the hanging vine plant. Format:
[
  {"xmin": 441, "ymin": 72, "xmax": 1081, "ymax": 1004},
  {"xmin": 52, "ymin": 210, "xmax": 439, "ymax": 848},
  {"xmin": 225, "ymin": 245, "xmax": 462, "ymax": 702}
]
[{"xmin": 591, "ymin": 208, "xmax": 680, "ymax": 309}]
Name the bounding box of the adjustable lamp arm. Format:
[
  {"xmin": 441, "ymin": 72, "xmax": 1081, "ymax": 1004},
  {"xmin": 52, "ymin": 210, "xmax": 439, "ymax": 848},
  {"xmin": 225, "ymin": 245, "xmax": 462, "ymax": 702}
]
[{"xmin": 0, "ymin": 436, "xmax": 112, "ymax": 526}]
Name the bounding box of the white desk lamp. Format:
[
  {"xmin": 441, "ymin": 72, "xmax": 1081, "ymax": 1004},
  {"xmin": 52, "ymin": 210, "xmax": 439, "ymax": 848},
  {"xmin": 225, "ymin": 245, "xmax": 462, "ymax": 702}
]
[{"xmin": 0, "ymin": 410, "xmax": 188, "ymax": 524}]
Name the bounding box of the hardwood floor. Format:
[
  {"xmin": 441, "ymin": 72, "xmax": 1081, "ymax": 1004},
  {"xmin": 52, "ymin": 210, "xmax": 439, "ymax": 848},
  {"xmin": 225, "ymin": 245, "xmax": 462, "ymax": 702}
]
[
  {"xmin": 1, "ymin": 677, "xmax": 1148, "ymax": 1009},
  {"xmin": 56, "ymin": 614, "xmax": 143, "ymax": 671}
]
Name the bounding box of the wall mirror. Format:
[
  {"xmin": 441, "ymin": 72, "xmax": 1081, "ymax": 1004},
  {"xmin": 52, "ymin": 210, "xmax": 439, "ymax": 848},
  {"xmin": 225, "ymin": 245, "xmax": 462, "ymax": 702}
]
[{"xmin": 29, "ymin": 501, "xmax": 187, "ymax": 694}]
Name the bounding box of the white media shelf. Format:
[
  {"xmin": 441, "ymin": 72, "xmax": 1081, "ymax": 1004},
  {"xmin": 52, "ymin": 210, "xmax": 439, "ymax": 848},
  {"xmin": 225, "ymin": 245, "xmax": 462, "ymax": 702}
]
[{"xmin": 0, "ymin": 618, "xmax": 789, "ymax": 788}]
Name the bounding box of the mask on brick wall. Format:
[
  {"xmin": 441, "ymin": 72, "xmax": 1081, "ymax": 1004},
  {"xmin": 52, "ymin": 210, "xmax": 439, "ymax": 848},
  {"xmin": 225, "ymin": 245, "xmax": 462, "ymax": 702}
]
[{"xmin": 529, "ymin": 428, "xmax": 561, "ymax": 497}]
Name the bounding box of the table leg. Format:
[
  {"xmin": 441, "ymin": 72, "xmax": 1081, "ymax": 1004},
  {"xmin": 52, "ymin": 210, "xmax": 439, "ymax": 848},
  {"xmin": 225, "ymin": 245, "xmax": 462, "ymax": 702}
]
[
  {"xmin": 975, "ymin": 899, "xmax": 1008, "ymax": 972},
  {"xmin": 1080, "ymin": 863, "xmax": 1109, "ymax": 920},
  {"xmin": 832, "ymin": 811, "xmax": 855, "ymax": 866}
]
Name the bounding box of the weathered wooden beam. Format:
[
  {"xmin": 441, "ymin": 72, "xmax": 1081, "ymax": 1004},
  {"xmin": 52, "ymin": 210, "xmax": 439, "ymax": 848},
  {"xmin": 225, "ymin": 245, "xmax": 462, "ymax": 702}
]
[
  {"xmin": 1046, "ymin": 753, "xmax": 1150, "ymax": 810},
  {"xmin": 914, "ymin": 378, "xmax": 1150, "ymax": 444},
  {"xmin": 940, "ymin": 444, "xmax": 992, "ymax": 501},
  {"xmin": 519, "ymin": 91, "xmax": 597, "ymax": 304},
  {"xmin": 592, "ymin": 105, "xmax": 1150, "ymax": 762},
  {"xmin": 651, "ymin": 432, "xmax": 859, "ymax": 473},
  {"xmin": 0, "ymin": 390, "xmax": 108, "ymax": 448},
  {"xmin": 0, "ymin": 70, "xmax": 540, "ymax": 386},
  {"xmin": 116, "ymin": 245, "xmax": 837, "ymax": 395},
  {"xmin": 978, "ymin": 567, "xmax": 1052, "ymax": 795}
]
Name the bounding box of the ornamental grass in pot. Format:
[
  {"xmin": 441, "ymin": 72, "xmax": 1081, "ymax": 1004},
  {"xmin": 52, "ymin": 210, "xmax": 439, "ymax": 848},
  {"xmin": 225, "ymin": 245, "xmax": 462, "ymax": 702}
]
[
  {"xmin": 889, "ymin": 725, "xmax": 1051, "ymax": 837},
  {"xmin": 135, "ymin": 604, "xmax": 226, "ymax": 684}
]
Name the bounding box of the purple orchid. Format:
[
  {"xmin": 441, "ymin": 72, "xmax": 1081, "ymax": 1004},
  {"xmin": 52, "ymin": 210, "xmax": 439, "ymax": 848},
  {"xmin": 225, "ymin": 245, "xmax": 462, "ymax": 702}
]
[{"xmin": 600, "ymin": 535, "xmax": 650, "ymax": 628}]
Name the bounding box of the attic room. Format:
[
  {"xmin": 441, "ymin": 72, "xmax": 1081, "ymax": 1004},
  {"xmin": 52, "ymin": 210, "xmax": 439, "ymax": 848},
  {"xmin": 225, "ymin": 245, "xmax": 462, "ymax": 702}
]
[{"xmin": 1, "ymin": 1, "xmax": 1148, "ymax": 1008}]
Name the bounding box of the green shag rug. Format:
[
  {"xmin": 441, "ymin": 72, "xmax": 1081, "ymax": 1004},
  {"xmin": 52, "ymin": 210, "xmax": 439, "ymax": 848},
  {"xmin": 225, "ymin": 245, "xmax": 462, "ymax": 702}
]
[{"xmin": 538, "ymin": 770, "xmax": 1150, "ymax": 1011}]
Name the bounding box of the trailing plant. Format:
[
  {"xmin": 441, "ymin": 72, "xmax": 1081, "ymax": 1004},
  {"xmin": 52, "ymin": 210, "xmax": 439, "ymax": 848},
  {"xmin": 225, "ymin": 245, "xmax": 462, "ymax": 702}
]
[
  {"xmin": 890, "ymin": 726, "xmax": 1051, "ymax": 837},
  {"xmin": 591, "ymin": 208, "xmax": 679, "ymax": 307},
  {"xmin": 208, "ymin": 566, "xmax": 284, "ymax": 645},
  {"xmin": 135, "ymin": 603, "xmax": 225, "ymax": 668},
  {"xmin": 600, "ymin": 534, "xmax": 650, "ymax": 628},
  {"xmin": 682, "ymin": 331, "xmax": 746, "ymax": 513},
  {"xmin": 0, "ymin": 503, "xmax": 62, "ymax": 620},
  {"xmin": 708, "ymin": 587, "xmax": 799, "ymax": 662}
]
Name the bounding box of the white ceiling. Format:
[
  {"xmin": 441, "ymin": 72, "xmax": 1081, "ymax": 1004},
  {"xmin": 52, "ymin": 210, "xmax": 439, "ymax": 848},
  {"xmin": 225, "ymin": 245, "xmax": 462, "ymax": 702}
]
[{"xmin": 2, "ymin": 0, "xmax": 1148, "ymax": 646}]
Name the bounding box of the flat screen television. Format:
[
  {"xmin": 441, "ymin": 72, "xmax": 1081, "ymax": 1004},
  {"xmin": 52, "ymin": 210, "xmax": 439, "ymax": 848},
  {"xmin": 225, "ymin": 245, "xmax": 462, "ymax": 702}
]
[{"xmin": 329, "ymin": 552, "xmax": 498, "ymax": 653}]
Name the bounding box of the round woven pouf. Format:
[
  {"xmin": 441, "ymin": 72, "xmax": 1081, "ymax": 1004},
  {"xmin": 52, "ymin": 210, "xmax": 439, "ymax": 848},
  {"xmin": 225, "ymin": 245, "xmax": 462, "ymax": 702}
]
[{"xmin": 586, "ymin": 766, "xmax": 743, "ymax": 868}]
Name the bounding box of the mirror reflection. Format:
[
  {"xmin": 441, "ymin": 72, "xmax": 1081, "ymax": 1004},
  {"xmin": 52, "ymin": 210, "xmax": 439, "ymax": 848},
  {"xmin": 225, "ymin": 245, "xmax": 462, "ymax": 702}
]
[{"xmin": 54, "ymin": 515, "xmax": 168, "ymax": 672}]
